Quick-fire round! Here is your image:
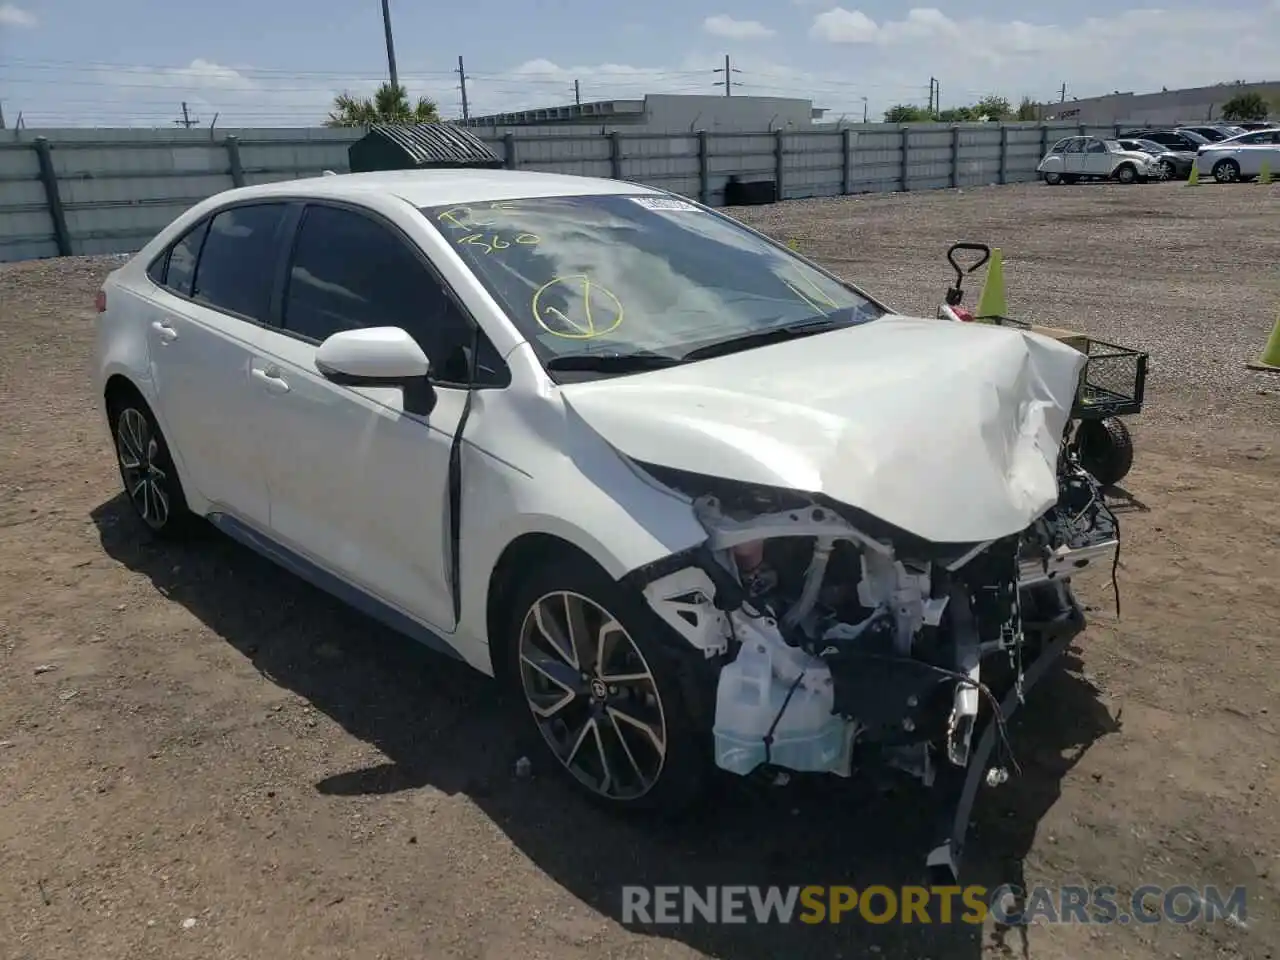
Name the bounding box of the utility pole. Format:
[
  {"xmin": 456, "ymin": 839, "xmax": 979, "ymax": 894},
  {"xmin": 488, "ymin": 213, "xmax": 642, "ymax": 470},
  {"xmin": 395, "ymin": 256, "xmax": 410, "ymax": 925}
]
[
  {"xmin": 861, "ymin": 96, "xmax": 868, "ymax": 123},
  {"xmin": 714, "ymin": 54, "xmax": 741, "ymax": 96},
  {"xmin": 1058, "ymin": 83, "xmax": 1067, "ymax": 103},
  {"xmin": 456, "ymin": 55, "xmax": 470, "ymax": 120},
  {"xmin": 574, "ymin": 79, "xmax": 581, "ymax": 106},
  {"xmin": 174, "ymin": 102, "xmax": 198, "ymax": 128},
  {"xmin": 0, "ymin": 100, "xmax": 6, "ymax": 131},
  {"xmin": 381, "ymin": 0, "xmax": 399, "ymax": 88},
  {"xmin": 928, "ymin": 77, "xmax": 940, "ymax": 116}
]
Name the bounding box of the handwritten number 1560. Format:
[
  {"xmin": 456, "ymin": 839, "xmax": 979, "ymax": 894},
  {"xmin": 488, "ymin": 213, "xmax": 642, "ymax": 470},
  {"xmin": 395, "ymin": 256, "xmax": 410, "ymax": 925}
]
[{"xmin": 458, "ymin": 233, "xmax": 539, "ymax": 254}]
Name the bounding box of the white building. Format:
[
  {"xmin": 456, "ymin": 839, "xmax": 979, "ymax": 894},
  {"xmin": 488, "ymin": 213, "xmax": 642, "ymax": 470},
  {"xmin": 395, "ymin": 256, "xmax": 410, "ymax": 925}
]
[{"xmin": 1041, "ymin": 81, "xmax": 1280, "ymax": 126}]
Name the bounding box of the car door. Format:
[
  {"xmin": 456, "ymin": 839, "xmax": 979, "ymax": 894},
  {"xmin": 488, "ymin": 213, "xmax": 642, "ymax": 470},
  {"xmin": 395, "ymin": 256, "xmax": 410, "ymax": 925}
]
[
  {"xmin": 144, "ymin": 203, "xmax": 291, "ymax": 527},
  {"xmin": 1080, "ymin": 138, "xmax": 1113, "ymax": 176},
  {"xmin": 1061, "ymin": 137, "xmax": 1086, "ymax": 175},
  {"xmin": 248, "ymin": 201, "xmax": 494, "ymax": 632},
  {"xmin": 1234, "ymin": 130, "xmax": 1280, "ymax": 176}
]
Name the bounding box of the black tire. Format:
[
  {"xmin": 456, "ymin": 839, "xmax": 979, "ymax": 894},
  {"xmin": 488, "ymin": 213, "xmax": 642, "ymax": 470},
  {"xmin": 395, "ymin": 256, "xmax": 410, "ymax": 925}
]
[
  {"xmin": 1213, "ymin": 159, "xmax": 1240, "ymax": 184},
  {"xmin": 1115, "ymin": 163, "xmax": 1138, "ymax": 184},
  {"xmin": 1043, "ymin": 171, "xmax": 1063, "ymax": 185},
  {"xmin": 504, "ymin": 552, "xmax": 711, "ymax": 817},
  {"xmin": 106, "ymin": 391, "xmax": 195, "ymax": 538},
  {"xmin": 1076, "ymin": 417, "xmax": 1135, "ymax": 487}
]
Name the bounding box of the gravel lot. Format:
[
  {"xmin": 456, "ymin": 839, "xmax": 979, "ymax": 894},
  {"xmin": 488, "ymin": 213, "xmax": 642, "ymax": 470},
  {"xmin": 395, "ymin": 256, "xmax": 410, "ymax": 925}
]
[{"xmin": 1, "ymin": 180, "xmax": 1277, "ymax": 960}]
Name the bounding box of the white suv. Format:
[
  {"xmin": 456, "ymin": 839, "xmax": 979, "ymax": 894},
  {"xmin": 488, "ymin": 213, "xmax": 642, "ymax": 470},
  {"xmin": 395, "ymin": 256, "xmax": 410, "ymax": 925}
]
[{"xmin": 93, "ymin": 169, "xmax": 1118, "ymax": 876}]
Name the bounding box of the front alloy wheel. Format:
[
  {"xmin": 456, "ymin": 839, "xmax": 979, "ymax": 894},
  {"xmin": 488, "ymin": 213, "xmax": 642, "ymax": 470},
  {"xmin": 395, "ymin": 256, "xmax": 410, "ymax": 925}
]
[{"xmin": 518, "ymin": 591, "xmax": 667, "ymax": 801}]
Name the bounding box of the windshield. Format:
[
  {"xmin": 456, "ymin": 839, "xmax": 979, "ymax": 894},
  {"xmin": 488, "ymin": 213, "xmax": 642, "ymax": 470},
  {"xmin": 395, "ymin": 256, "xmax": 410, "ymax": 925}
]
[
  {"xmin": 1136, "ymin": 140, "xmax": 1166, "ymax": 153},
  {"xmin": 421, "ymin": 194, "xmax": 886, "ymax": 371}
]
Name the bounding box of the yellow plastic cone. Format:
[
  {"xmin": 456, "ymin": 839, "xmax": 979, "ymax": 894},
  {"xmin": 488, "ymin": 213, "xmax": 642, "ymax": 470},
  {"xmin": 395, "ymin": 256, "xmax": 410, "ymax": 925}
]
[
  {"xmin": 974, "ymin": 247, "xmax": 1007, "ymax": 321},
  {"xmin": 1187, "ymin": 163, "xmax": 1200, "ymax": 186},
  {"xmin": 1247, "ymin": 309, "xmax": 1280, "ymax": 371},
  {"xmin": 1260, "ymin": 160, "xmax": 1273, "ymax": 185}
]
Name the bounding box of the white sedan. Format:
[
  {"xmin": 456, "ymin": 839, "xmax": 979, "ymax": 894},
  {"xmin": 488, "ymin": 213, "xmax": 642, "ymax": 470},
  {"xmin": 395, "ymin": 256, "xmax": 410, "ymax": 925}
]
[
  {"xmin": 93, "ymin": 169, "xmax": 1119, "ymax": 876},
  {"xmin": 1195, "ymin": 127, "xmax": 1280, "ymax": 182}
]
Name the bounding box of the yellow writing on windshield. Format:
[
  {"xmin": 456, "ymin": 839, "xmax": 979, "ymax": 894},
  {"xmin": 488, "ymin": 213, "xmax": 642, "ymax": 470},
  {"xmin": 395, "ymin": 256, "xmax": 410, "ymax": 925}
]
[
  {"xmin": 456, "ymin": 232, "xmax": 541, "ymax": 254},
  {"xmin": 532, "ymin": 275, "xmax": 624, "ymax": 339}
]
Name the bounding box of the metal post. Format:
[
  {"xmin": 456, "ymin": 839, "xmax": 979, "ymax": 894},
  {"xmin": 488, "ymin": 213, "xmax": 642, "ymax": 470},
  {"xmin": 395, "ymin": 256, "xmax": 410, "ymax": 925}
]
[
  {"xmin": 900, "ymin": 127, "xmax": 911, "ymax": 191},
  {"xmin": 951, "ymin": 124, "xmax": 962, "ymax": 188},
  {"xmin": 999, "ymin": 125, "xmax": 1009, "ymax": 185},
  {"xmin": 697, "ymin": 130, "xmax": 710, "ymax": 205},
  {"xmin": 503, "ymin": 133, "xmax": 516, "ymax": 170},
  {"xmin": 609, "ymin": 131, "xmax": 622, "ymax": 180},
  {"xmin": 381, "ymin": 0, "xmax": 399, "ymax": 87},
  {"xmin": 774, "ymin": 129, "xmax": 785, "ymax": 200},
  {"xmin": 841, "ymin": 128, "xmax": 852, "ymax": 195},
  {"xmin": 225, "ymin": 135, "xmax": 245, "ymax": 188},
  {"xmin": 33, "ymin": 136, "xmax": 71, "ymax": 257}
]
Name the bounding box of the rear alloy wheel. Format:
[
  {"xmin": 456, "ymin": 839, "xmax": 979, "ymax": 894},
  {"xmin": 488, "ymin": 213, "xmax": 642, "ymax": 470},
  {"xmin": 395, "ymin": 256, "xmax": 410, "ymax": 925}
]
[
  {"xmin": 1115, "ymin": 164, "xmax": 1138, "ymax": 184},
  {"xmin": 1213, "ymin": 159, "xmax": 1240, "ymax": 183},
  {"xmin": 509, "ymin": 556, "xmax": 708, "ymax": 814},
  {"xmin": 109, "ymin": 400, "xmax": 193, "ymax": 537},
  {"xmin": 1159, "ymin": 160, "xmax": 1176, "ymax": 180}
]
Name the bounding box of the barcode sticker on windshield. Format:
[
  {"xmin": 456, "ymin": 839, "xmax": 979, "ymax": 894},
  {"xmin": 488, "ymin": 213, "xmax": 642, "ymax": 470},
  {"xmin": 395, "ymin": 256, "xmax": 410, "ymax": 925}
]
[{"xmin": 630, "ymin": 196, "xmax": 700, "ymax": 212}]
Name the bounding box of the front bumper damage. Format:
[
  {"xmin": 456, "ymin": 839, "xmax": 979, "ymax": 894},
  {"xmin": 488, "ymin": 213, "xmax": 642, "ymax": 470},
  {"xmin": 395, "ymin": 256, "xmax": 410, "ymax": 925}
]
[{"xmin": 627, "ymin": 457, "xmax": 1118, "ymax": 880}]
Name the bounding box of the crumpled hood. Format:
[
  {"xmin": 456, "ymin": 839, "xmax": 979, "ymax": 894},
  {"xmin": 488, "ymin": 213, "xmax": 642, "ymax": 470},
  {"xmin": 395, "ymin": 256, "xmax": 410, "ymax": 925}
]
[{"xmin": 558, "ymin": 316, "xmax": 1087, "ymax": 544}]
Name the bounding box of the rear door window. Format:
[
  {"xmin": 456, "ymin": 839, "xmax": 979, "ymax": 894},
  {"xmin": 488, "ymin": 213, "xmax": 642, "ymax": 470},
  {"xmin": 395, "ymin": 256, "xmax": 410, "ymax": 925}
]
[{"xmin": 190, "ymin": 203, "xmax": 289, "ymax": 323}]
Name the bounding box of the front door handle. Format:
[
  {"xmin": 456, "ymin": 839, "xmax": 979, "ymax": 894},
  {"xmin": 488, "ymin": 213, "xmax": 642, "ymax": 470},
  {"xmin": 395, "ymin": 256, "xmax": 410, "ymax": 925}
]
[
  {"xmin": 150, "ymin": 320, "xmax": 178, "ymax": 343},
  {"xmin": 251, "ymin": 367, "xmax": 290, "ymax": 394}
]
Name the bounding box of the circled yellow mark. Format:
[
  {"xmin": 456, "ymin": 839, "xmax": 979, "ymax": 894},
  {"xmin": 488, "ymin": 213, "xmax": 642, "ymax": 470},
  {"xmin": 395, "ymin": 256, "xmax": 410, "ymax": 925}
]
[{"xmin": 532, "ymin": 276, "xmax": 624, "ymax": 339}]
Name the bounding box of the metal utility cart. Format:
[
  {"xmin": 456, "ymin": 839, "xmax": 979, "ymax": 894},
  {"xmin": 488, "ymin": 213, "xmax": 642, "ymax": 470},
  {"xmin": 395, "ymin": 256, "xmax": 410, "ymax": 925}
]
[{"xmin": 941, "ymin": 242, "xmax": 1149, "ymax": 486}]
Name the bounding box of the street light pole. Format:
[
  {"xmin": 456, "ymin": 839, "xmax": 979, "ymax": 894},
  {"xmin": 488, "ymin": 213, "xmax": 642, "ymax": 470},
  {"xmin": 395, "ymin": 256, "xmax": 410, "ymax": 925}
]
[{"xmin": 381, "ymin": 0, "xmax": 399, "ymax": 88}]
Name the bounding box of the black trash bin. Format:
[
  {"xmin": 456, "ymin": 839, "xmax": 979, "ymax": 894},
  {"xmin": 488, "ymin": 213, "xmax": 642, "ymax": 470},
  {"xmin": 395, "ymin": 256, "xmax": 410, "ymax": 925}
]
[{"xmin": 347, "ymin": 123, "xmax": 504, "ymax": 173}]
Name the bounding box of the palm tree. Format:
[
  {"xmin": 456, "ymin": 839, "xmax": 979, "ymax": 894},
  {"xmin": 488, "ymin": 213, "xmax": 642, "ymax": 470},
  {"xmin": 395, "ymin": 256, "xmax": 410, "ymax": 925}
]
[{"xmin": 325, "ymin": 82, "xmax": 440, "ymax": 127}]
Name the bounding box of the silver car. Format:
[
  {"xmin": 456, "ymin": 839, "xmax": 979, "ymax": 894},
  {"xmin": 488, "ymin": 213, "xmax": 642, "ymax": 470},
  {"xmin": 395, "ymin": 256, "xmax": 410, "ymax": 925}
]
[{"xmin": 1038, "ymin": 136, "xmax": 1162, "ymax": 185}]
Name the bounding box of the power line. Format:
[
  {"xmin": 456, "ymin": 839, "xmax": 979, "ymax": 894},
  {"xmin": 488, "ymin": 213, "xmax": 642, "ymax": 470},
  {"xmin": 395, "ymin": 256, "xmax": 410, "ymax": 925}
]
[
  {"xmin": 713, "ymin": 54, "xmax": 741, "ymax": 97},
  {"xmin": 457, "ymin": 55, "xmax": 469, "ymax": 119},
  {"xmin": 173, "ymin": 101, "xmax": 198, "ymax": 128}
]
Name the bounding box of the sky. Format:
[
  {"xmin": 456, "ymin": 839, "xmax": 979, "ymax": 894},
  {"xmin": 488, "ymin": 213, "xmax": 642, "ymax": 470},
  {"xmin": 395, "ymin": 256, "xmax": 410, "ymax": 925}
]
[{"xmin": 1, "ymin": 0, "xmax": 1279, "ymax": 127}]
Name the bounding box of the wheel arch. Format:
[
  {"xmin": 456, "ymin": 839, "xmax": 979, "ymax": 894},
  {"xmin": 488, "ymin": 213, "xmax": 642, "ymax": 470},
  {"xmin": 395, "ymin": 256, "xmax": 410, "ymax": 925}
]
[{"xmin": 101, "ymin": 371, "xmax": 203, "ymax": 515}]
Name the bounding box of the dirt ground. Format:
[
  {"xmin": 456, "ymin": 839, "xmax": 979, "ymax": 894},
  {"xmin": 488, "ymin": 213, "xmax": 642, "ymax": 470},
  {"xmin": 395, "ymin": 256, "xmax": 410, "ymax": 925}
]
[{"xmin": 1, "ymin": 180, "xmax": 1277, "ymax": 960}]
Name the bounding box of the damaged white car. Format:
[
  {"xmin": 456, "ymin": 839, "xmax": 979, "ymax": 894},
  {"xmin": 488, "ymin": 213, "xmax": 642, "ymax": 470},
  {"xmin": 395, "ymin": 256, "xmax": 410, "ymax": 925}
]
[{"xmin": 93, "ymin": 169, "xmax": 1119, "ymax": 879}]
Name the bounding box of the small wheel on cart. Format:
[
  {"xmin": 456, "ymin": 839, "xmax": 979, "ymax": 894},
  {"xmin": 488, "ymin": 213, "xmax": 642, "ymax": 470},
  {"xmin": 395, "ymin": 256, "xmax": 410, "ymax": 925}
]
[{"xmin": 1075, "ymin": 417, "xmax": 1135, "ymax": 487}]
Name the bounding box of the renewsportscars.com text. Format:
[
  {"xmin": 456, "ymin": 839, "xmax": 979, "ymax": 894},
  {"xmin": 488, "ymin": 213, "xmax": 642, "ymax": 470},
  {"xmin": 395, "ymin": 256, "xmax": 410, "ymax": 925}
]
[{"xmin": 621, "ymin": 884, "xmax": 1248, "ymax": 926}]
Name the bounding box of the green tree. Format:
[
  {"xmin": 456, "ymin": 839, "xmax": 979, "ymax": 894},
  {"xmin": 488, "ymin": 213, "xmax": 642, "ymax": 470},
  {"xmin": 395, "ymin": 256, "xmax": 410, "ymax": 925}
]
[
  {"xmin": 325, "ymin": 82, "xmax": 440, "ymax": 127},
  {"xmin": 1016, "ymin": 97, "xmax": 1039, "ymax": 121},
  {"xmin": 884, "ymin": 103, "xmax": 929, "ymax": 123},
  {"xmin": 1221, "ymin": 91, "xmax": 1269, "ymax": 121},
  {"xmin": 938, "ymin": 105, "xmax": 975, "ymax": 122},
  {"xmin": 972, "ymin": 95, "xmax": 1012, "ymax": 119}
]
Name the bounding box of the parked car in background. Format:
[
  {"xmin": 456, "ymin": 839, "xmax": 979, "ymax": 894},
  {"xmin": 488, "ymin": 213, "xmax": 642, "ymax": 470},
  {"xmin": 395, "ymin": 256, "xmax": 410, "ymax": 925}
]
[
  {"xmin": 1037, "ymin": 135, "xmax": 1163, "ymax": 184},
  {"xmin": 1233, "ymin": 121, "xmax": 1275, "ymax": 131},
  {"xmin": 1119, "ymin": 128, "xmax": 1211, "ymax": 152},
  {"xmin": 1116, "ymin": 138, "xmax": 1194, "ymax": 179},
  {"xmin": 1178, "ymin": 124, "xmax": 1247, "ymax": 141},
  {"xmin": 1194, "ymin": 127, "xmax": 1280, "ymax": 182}
]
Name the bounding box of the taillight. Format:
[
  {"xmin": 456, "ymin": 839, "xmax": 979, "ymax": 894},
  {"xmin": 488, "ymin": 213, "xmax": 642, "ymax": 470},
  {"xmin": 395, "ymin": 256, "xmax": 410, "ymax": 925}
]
[
  {"xmin": 95, "ymin": 289, "xmax": 107, "ymax": 313},
  {"xmin": 953, "ymin": 307, "xmax": 975, "ymax": 322}
]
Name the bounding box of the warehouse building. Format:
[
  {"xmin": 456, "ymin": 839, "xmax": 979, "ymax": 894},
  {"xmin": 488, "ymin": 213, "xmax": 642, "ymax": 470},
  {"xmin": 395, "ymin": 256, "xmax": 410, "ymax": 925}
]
[
  {"xmin": 1042, "ymin": 81, "xmax": 1280, "ymax": 126},
  {"xmin": 459, "ymin": 93, "xmax": 826, "ymax": 136}
]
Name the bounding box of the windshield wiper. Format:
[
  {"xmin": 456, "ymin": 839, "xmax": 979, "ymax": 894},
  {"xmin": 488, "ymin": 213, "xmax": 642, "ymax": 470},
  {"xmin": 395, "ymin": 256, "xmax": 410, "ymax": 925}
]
[
  {"xmin": 680, "ymin": 315, "xmax": 849, "ymax": 362},
  {"xmin": 545, "ymin": 351, "xmax": 687, "ymax": 372}
]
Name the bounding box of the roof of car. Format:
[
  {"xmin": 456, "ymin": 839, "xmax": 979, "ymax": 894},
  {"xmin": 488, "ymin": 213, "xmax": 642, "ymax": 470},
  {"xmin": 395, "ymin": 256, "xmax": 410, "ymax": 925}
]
[{"xmin": 215, "ymin": 168, "xmax": 665, "ymax": 208}]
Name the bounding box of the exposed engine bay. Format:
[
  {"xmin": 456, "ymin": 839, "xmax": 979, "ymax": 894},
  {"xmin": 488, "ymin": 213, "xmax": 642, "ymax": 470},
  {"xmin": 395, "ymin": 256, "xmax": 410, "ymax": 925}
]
[{"xmin": 632, "ymin": 447, "xmax": 1119, "ymax": 874}]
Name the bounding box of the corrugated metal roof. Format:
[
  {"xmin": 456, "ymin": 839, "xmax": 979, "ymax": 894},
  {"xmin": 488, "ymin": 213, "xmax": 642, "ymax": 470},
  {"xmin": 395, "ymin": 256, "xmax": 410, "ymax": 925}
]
[{"xmin": 366, "ymin": 123, "xmax": 501, "ymax": 166}]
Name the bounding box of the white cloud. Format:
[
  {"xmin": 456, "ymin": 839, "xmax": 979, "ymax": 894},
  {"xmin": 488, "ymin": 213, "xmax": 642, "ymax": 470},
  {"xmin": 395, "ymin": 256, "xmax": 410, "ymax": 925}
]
[
  {"xmin": 703, "ymin": 15, "xmax": 776, "ymax": 39},
  {"xmin": 810, "ymin": 8, "xmax": 878, "ymax": 42},
  {"xmin": 0, "ymin": 3, "xmax": 37, "ymax": 27}
]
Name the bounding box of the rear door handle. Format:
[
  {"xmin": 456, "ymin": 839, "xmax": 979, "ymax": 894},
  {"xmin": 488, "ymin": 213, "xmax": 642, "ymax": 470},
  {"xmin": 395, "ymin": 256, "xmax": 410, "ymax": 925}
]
[
  {"xmin": 251, "ymin": 367, "xmax": 290, "ymax": 394},
  {"xmin": 150, "ymin": 320, "xmax": 178, "ymax": 343}
]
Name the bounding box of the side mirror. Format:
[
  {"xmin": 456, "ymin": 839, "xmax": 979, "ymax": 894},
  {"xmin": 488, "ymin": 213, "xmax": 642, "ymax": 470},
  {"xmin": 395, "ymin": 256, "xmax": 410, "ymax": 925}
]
[{"xmin": 315, "ymin": 327, "xmax": 436, "ymax": 416}]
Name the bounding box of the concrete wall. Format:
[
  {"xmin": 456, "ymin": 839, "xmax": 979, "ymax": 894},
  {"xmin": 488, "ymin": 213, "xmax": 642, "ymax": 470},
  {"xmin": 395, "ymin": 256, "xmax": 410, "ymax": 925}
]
[
  {"xmin": 1, "ymin": 120, "xmax": 1119, "ymax": 263},
  {"xmin": 1046, "ymin": 81, "xmax": 1280, "ymax": 126}
]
